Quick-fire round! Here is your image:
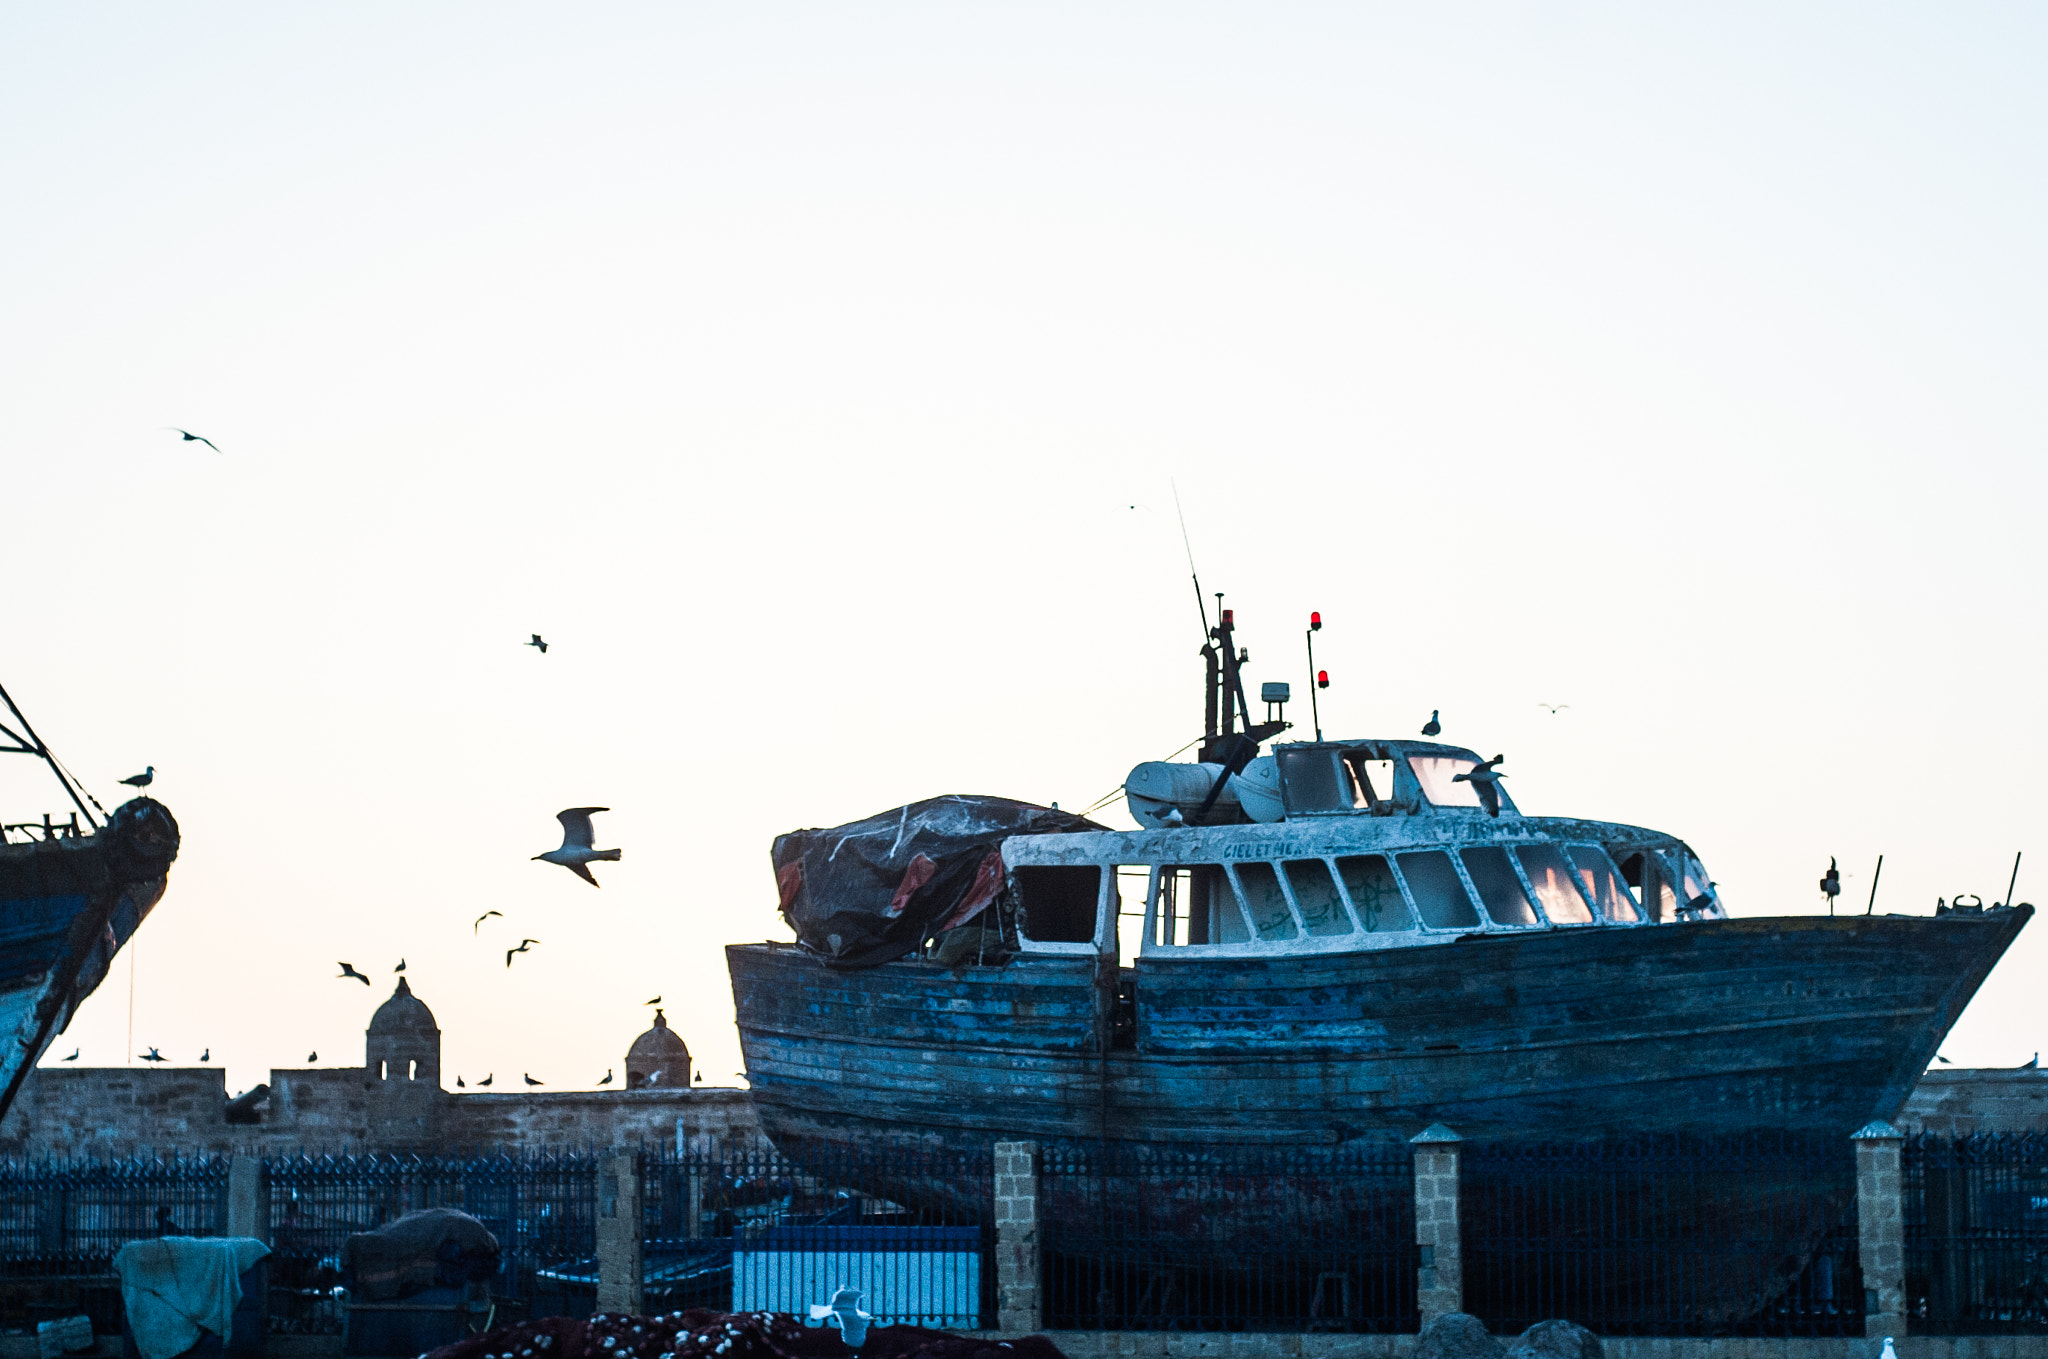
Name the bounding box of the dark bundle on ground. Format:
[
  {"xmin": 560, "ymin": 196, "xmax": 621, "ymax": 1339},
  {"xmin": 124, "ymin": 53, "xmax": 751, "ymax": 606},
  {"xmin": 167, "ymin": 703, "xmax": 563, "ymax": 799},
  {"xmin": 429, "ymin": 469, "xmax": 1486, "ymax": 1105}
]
[{"xmin": 424, "ymin": 1309, "xmax": 1070, "ymax": 1359}]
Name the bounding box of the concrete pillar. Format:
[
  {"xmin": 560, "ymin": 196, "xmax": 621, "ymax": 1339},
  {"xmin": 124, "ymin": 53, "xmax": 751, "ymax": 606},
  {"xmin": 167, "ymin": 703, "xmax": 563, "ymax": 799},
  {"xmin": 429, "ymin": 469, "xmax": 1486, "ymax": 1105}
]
[
  {"xmin": 994, "ymin": 1140, "xmax": 1041, "ymax": 1334},
  {"xmin": 1854, "ymin": 1119, "xmax": 1907, "ymax": 1338},
  {"xmin": 1411, "ymin": 1123, "xmax": 1463, "ymax": 1325},
  {"xmin": 595, "ymin": 1148, "xmax": 644, "ymax": 1316},
  {"xmin": 226, "ymin": 1156, "xmax": 266, "ymax": 1242}
]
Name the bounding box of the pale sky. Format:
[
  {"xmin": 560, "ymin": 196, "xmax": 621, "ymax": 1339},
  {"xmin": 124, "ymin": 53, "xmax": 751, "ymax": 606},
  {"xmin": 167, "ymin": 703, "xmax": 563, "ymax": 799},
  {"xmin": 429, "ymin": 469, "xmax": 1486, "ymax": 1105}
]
[{"xmin": 4, "ymin": 4, "xmax": 2045, "ymax": 1104}]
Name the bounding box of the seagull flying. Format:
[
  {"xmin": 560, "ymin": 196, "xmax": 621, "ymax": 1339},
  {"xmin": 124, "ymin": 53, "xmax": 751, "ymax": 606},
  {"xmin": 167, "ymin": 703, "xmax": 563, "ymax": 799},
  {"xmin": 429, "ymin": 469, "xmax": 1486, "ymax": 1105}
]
[
  {"xmin": 140, "ymin": 1047, "xmax": 165, "ymax": 1063},
  {"xmin": 1537, "ymin": 702, "xmax": 1571, "ymax": 715},
  {"xmin": 166, "ymin": 429, "xmax": 221, "ymax": 453},
  {"xmin": 523, "ymin": 1073, "xmax": 543, "ymax": 1086},
  {"xmin": 474, "ymin": 911, "xmax": 502, "ymax": 933},
  {"xmin": 1820, "ymin": 857, "xmax": 1841, "ymax": 910},
  {"xmin": 120, "ymin": 767, "xmax": 155, "ymax": 790},
  {"xmin": 62, "ymin": 1049, "xmax": 78, "ymax": 1062},
  {"xmin": 597, "ymin": 1069, "xmax": 614, "ymax": 1086},
  {"xmin": 337, "ymin": 962, "xmax": 371, "ymax": 985},
  {"xmin": 526, "ymin": 634, "xmax": 548, "ymax": 654},
  {"xmin": 533, "ymin": 807, "xmax": 621, "ymax": 887},
  {"xmin": 1452, "ymin": 755, "xmax": 1507, "ymax": 818},
  {"xmin": 506, "ymin": 938, "xmax": 539, "ymax": 967},
  {"xmin": 1420, "ymin": 711, "xmax": 1441, "ymax": 738}
]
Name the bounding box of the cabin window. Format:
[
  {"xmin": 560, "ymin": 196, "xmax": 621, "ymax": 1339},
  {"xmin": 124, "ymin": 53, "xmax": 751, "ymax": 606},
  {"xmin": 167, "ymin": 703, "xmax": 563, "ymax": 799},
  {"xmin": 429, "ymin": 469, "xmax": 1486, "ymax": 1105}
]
[
  {"xmin": 1115, "ymin": 867, "xmax": 1150, "ymax": 966},
  {"xmin": 1155, "ymin": 865, "xmax": 1226, "ymax": 946},
  {"xmin": 1234, "ymin": 863, "xmax": 1301, "ymax": 940},
  {"xmin": 1408, "ymin": 757, "xmax": 1485, "ymax": 809},
  {"xmin": 1279, "ymin": 748, "xmax": 1355, "ymax": 814},
  {"xmin": 1283, "ymin": 860, "xmax": 1356, "ymax": 936},
  {"xmin": 1336, "ymin": 855, "xmax": 1409, "ymax": 932},
  {"xmin": 1516, "ymin": 845, "xmax": 1594, "ymax": 924},
  {"xmin": 1397, "ymin": 852, "xmax": 1481, "ymax": 929},
  {"xmin": 1344, "ymin": 754, "xmax": 1396, "ymax": 806},
  {"xmin": 1568, "ymin": 845, "xmax": 1640, "ymax": 922},
  {"xmin": 1616, "ymin": 852, "xmax": 1679, "ymax": 922},
  {"xmin": 1460, "ymin": 847, "xmax": 1539, "ymax": 926},
  {"xmin": 1016, "ymin": 865, "xmax": 1100, "ymax": 944}
]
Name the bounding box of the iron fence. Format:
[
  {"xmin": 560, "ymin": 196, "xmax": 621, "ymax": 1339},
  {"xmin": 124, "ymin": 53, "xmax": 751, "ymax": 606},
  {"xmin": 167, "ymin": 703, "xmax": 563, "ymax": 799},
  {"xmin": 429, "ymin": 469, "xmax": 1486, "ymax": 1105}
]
[
  {"xmin": 1904, "ymin": 1132, "xmax": 2048, "ymax": 1333},
  {"xmin": 1039, "ymin": 1139, "xmax": 1417, "ymax": 1333},
  {"xmin": 1462, "ymin": 1134, "xmax": 1861, "ymax": 1337},
  {"xmin": 636, "ymin": 1143, "xmax": 992, "ymax": 1329},
  {"xmin": 263, "ymin": 1150, "xmax": 599, "ymax": 1333},
  {"xmin": 0, "ymin": 1155, "xmax": 230, "ymax": 1334}
]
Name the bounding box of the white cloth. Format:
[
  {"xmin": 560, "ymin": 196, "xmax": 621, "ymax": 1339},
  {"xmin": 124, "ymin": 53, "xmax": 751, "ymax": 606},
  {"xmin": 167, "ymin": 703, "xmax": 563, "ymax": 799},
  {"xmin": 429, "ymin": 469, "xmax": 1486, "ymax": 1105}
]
[{"xmin": 113, "ymin": 1237, "xmax": 270, "ymax": 1359}]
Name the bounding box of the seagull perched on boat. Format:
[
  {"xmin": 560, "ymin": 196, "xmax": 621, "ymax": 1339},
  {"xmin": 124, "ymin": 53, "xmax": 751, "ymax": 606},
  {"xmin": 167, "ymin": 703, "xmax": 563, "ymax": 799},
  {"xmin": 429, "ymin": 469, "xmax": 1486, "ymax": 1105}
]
[
  {"xmin": 645, "ymin": 996, "xmax": 660, "ymax": 1006},
  {"xmin": 1820, "ymin": 858, "xmax": 1841, "ymax": 911},
  {"xmin": 1421, "ymin": 711, "xmax": 1441, "ymax": 737},
  {"xmin": 140, "ymin": 1047, "xmax": 165, "ymax": 1063},
  {"xmin": 533, "ymin": 807, "xmax": 621, "ymax": 887},
  {"xmin": 597, "ymin": 1069, "xmax": 613, "ymax": 1086},
  {"xmin": 525, "ymin": 634, "xmax": 547, "ymax": 654},
  {"xmin": 506, "ymin": 938, "xmax": 539, "ymax": 967},
  {"xmin": 474, "ymin": 911, "xmax": 501, "ymax": 933},
  {"xmin": 393, "ymin": 959, "xmax": 406, "ymax": 973},
  {"xmin": 337, "ymin": 962, "xmax": 371, "ymax": 985},
  {"xmin": 1452, "ymin": 755, "xmax": 1507, "ymax": 817},
  {"xmin": 166, "ymin": 428, "xmax": 221, "ymax": 453},
  {"xmin": 119, "ymin": 767, "xmax": 154, "ymax": 791}
]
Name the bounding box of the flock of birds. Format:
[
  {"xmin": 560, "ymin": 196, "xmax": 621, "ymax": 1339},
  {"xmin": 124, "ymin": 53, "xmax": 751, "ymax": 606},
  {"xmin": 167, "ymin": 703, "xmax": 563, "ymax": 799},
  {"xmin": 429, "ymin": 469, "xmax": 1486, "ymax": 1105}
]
[{"xmin": 103, "ymin": 609, "xmax": 638, "ymax": 1087}]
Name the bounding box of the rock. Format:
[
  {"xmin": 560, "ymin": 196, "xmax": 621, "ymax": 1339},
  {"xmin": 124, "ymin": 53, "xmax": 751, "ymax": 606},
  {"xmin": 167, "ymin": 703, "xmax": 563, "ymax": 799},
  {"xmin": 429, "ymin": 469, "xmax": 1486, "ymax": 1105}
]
[
  {"xmin": 1505, "ymin": 1320, "xmax": 1603, "ymax": 1359},
  {"xmin": 1415, "ymin": 1312, "xmax": 1504, "ymax": 1359}
]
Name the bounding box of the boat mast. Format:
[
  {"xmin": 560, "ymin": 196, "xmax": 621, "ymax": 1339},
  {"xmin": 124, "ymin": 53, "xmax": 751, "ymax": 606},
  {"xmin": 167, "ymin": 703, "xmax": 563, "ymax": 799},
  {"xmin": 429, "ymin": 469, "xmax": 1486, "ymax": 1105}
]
[{"xmin": 0, "ymin": 680, "xmax": 101, "ymax": 831}]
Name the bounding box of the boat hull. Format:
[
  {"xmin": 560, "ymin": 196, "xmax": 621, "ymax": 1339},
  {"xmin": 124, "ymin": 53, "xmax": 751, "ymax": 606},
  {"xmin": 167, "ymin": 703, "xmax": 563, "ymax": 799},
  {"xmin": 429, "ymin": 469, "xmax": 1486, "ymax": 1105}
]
[
  {"xmin": 729, "ymin": 909, "xmax": 2028, "ymax": 1153},
  {"xmin": 0, "ymin": 798, "xmax": 179, "ymax": 1118}
]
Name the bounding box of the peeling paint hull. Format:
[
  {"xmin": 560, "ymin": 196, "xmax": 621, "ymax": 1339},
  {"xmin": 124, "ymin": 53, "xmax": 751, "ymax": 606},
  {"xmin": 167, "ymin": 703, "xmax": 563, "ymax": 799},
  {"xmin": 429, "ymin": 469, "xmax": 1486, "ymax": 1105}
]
[{"xmin": 729, "ymin": 909, "xmax": 2028, "ymax": 1156}]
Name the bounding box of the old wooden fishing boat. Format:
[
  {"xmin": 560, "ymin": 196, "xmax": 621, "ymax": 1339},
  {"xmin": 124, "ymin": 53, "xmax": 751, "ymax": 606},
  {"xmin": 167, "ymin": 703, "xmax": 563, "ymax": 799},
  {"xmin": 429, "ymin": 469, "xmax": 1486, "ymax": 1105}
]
[
  {"xmin": 730, "ymin": 607, "xmax": 2027, "ymax": 1160},
  {"xmin": 0, "ymin": 682, "xmax": 178, "ymax": 1118}
]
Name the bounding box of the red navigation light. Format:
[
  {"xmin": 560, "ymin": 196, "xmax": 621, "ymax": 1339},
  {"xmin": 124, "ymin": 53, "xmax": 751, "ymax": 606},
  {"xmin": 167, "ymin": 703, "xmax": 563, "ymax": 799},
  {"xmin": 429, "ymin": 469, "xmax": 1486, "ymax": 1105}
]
[
  {"xmin": 1309, "ymin": 612, "xmax": 1322, "ymax": 631},
  {"xmin": 1317, "ymin": 670, "xmax": 1330, "ymax": 689},
  {"xmin": 1221, "ymin": 609, "xmax": 1234, "ymax": 626}
]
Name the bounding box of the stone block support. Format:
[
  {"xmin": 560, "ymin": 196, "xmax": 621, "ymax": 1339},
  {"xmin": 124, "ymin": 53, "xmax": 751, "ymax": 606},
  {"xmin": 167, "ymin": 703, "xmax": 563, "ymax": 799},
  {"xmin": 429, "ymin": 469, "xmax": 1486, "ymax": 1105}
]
[
  {"xmin": 1854, "ymin": 1119, "xmax": 1906, "ymax": 1339},
  {"xmin": 1411, "ymin": 1124, "xmax": 1463, "ymax": 1325},
  {"xmin": 994, "ymin": 1140, "xmax": 1041, "ymax": 1334},
  {"xmin": 226, "ymin": 1156, "xmax": 266, "ymax": 1242},
  {"xmin": 596, "ymin": 1148, "xmax": 645, "ymax": 1316}
]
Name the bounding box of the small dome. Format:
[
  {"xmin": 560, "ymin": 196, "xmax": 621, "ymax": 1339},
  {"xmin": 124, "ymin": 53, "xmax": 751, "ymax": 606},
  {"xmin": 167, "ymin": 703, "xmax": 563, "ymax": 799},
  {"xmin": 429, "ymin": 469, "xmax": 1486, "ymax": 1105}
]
[
  {"xmin": 368, "ymin": 977, "xmax": 439, "ymax": 1036},
  {"xmin": 626, "ymin": 1010, "xmax": 690, "ymax": 1089}
]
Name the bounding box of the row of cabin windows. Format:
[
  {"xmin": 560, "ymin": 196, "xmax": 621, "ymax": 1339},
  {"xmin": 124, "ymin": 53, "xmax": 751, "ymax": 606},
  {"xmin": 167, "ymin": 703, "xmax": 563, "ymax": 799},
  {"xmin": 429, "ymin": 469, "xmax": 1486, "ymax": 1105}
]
[{"xmin": 1016, "ymin": 844, "xmax": 1686, "ymax": 947}]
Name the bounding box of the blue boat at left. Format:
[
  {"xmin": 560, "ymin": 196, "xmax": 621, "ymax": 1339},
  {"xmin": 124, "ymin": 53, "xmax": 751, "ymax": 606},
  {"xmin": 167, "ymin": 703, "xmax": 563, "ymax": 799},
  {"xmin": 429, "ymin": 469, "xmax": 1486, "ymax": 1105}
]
[{"xmin": 0, "ymin": 681, "xmax": 178, "ymax": 1117}]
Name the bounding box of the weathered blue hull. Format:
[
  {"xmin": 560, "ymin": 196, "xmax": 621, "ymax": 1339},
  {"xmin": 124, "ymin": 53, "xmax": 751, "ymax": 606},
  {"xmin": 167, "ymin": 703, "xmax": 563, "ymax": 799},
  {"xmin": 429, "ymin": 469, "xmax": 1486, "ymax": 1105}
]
[
  {"xmin": 729, "ymin": 909, "xmax": 2027, "ymax": 1153},
  {"xmin": 0, "ymin": 799, "xmax": 179, "ymax": 1119}
]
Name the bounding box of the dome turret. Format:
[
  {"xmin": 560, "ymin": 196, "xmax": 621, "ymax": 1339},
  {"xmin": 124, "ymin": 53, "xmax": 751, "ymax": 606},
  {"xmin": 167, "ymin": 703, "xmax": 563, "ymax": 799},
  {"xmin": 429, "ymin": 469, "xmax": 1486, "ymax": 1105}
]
[
  {"xmin": 626, "ymin": 1010, "xmax": 690, "ymax": 1089},
  {"xmin": 366, "ymin": 977, "xmax": 441, "ymax": 1084}
]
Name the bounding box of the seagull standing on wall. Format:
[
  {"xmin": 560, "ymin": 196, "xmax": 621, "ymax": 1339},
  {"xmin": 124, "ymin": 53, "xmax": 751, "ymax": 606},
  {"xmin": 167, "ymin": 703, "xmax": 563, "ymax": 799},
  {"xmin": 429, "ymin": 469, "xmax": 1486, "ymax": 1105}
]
[
  {"xmin": 1452, "ymin": 755, "xmax": 1507, "ymax": 818},
  {"xmin": 533, "ymin": 807, "xmax": 621, "ymax": 887},
  {"xmin": 120, "ymin": 767, "xmax": 154, "ymax": 792}
]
